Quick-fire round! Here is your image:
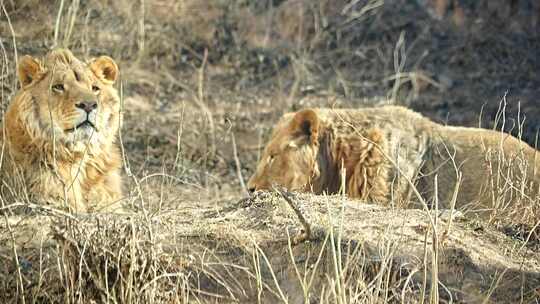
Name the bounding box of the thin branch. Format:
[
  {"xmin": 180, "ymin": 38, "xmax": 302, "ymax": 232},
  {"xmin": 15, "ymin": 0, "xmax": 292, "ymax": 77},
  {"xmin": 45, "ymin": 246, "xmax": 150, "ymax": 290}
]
[
  {"xmin": 232, "ymin": 132, "xmax": 248, "ymax": 195},
  {"xmin": 1, "ymin": 0, "xmax": 18, "ymax": 89},
  {"xmin": 274, "ymin": 187, "xmax": 312, "ymax": 245}
]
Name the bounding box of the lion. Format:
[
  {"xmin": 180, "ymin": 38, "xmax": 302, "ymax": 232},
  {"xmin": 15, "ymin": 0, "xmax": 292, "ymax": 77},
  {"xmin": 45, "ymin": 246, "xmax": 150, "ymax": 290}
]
[
  {"xmin": 0, "ymin": 49, "xmax": 123, "ymax": 213},
  {"xmin": 247, "ymin": 106, "xmax": 540, "ymax": 223}
]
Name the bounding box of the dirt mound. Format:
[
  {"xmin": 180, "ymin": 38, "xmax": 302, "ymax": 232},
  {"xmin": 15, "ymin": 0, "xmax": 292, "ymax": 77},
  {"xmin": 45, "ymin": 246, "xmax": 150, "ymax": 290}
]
[{"xmin": 1, "ymin": 193, "xmax": 538, "ymax": 303}]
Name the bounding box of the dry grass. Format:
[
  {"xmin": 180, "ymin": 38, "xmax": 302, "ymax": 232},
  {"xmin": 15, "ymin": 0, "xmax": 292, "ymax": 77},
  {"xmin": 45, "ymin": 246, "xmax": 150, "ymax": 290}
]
[
  {"xmin": 1, "ymin": 192, "xmax": 538, "ymax": 303},
  {"xmin": 0, "ymin": 0, "xmax": 539, "ymax": 303}
]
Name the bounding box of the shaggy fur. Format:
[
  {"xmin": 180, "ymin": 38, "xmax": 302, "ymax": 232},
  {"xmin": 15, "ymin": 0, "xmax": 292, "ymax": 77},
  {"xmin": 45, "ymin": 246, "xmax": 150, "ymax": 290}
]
[
  {"xmin": 0, "ymin": 49, "xmax": 123, "ymax": 212},
  {"xmin": 248, "ymin": 106, "xmax": 540, "ymax": 221}
]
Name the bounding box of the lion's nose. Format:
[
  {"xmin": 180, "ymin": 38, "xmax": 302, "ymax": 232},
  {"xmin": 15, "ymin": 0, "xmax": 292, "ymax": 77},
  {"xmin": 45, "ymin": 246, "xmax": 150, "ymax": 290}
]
[
  {"xmin": 247, "ymin": 179, "xmax": 256, "ymax": 193},
  {"xmin": 76, "ymin": 100, "xmax": 98, "ymax": 113}
]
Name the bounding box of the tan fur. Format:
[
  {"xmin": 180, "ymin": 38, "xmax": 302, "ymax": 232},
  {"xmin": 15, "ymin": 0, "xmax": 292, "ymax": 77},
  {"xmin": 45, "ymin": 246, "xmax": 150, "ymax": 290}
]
[
  {"xmin": 248, "ymin": 106, "xmax": 540, "ymax": 221},
  {"xmin": 0, "ymin": 49, "xmax": 123, "ymax": 212}
]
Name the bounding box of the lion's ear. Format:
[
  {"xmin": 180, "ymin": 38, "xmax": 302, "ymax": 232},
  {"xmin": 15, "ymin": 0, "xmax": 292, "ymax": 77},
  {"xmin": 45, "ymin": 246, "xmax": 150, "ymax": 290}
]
[
  {"xmin": 18, "ymin": 55, "xmax": 43, "ymax": 88},
  {"xmin": 89, "ymin": 56, "xmax": 118, "ymax": 84},
  {"xmin": 290, "ymin": 109, "xmax": 320, "ymax": 144}
]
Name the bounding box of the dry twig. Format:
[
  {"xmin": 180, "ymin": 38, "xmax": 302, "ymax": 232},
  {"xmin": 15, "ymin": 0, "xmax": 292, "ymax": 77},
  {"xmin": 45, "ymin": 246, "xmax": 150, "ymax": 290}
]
[{"xmin": 274, "ymin": 187, "xmax": 312, "ymax": 245}]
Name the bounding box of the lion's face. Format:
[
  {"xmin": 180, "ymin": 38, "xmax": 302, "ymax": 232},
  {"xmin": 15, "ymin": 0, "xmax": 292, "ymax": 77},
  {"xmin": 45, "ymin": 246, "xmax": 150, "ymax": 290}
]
[
  {"xmin": 247, "ymin": 109, "xmax": 321, "ymax": 193},
  {"xmin": 14, "ymin": 49, "xmax": 120, "ymax": 151}
]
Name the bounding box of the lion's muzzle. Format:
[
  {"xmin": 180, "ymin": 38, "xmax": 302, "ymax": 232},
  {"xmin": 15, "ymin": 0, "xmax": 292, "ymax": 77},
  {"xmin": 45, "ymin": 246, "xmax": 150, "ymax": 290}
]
[
  {"xmin": 66, "ymin": 100, "xmax": 100, "ymax": 133},
  {"xmin": 75, "ymin": 100, "xmax": 98, "ymax": 113}
]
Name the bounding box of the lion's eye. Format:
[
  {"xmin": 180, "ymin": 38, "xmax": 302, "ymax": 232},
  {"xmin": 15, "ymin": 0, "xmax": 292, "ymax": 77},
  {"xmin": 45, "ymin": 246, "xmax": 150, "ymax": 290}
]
[
  {"xmin": 92, "ymin": 85, "xmax": 101, "ymax": 93},
  {"xmin": 52, "ymin": 84, "xmax": 64, "ymax": 92}
]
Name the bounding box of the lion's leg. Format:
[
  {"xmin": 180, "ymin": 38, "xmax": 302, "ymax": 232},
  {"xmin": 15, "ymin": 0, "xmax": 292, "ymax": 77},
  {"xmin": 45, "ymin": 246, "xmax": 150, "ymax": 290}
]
[
  {"xmin": 26, "ymin": 167, "xmax": 86, "ymax": 212},
  {"xmin": 100, "ymin": 170, "xmax": 123, "ymax": 202},
  {"xmin": 85, "ymin": 169, "xmax": 124, "ymax": 212}
]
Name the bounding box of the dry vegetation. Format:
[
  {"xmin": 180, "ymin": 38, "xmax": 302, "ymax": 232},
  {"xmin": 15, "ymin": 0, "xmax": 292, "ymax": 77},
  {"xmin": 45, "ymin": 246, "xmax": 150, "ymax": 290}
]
[
  {"xmin": 0, "ymin": 0, "xmax": 539, "ymax": 303},
  {"xmin": 2, "ymin": 192, "xmax": 540, "ymax": 303}
]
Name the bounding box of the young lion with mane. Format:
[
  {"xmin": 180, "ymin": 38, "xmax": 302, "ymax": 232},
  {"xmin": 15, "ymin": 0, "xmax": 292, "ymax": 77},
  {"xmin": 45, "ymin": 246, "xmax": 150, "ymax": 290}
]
[
  {"xmin": 248, "ymin": 106, "xmax": 540, "ymax": 222},
  {"xmin": 0, "ymin": 49, "xmax": 123, "ymax": 212}
]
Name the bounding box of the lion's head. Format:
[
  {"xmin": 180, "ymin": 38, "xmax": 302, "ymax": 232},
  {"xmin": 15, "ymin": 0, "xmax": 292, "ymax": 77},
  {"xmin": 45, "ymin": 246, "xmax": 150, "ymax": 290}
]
[
  {"xmin": 247, "ymin": 108, "xmax": 390, "ymax": 202},
  {"xmin": 7, "ymin": 49, "xmax": 120, "ymax": 153},
  {"xmin": 247, "ymin": 109, "xmax": 321, "ymax": 192}
]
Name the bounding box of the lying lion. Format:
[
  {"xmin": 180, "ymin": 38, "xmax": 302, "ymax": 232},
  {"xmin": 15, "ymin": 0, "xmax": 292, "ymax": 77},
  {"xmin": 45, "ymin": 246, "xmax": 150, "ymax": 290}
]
[
  {"xmin": 248, "ymin": 106, "xmax": 540, "ymax": 222},
  {"xmin": 0, "ymin": 49, "xmax": 123, "ymax": 212}
]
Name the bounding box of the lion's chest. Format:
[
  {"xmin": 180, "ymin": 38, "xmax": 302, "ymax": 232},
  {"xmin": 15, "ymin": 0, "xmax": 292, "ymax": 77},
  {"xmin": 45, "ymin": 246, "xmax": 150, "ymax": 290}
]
[{"xmin": 51, "ymin": 159, "xmax": 89, "ymax": 201}]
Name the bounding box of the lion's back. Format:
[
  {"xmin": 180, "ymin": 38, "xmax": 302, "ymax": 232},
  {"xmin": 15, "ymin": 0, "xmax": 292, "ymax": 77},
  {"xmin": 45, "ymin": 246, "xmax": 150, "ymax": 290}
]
[{"xmin": 313, "ymin": 105, "xmax": 539, "ymax": 222}]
